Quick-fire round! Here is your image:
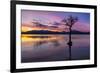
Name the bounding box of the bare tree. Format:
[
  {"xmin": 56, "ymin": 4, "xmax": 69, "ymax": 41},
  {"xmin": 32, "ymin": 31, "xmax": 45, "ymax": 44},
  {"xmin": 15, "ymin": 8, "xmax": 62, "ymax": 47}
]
[{"xmin": 62, "ymin": 15, "xmax": 78, "ymax": 46}]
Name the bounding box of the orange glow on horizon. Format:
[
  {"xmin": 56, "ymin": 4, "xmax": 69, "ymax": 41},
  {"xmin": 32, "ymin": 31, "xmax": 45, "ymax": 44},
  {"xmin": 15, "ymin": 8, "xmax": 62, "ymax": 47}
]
[
  {"xmin": 21, "ymin": 25, "xmax": 67, "ymax": 32},
  {"xmin": 21, "ymin": 26, "xmax": 33, "ymax": 32}
]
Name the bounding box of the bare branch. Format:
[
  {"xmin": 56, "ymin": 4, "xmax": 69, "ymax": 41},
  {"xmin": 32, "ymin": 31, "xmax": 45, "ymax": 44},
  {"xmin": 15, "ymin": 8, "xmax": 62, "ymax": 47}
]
[{"xmin": 61, "ymin": 15, "xmax": 78, "ymax": 28}]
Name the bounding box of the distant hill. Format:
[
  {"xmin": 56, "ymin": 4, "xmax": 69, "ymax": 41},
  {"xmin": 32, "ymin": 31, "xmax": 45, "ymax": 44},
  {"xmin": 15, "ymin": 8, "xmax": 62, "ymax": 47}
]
[
  {"xmin": 22, "ymin": 30, "xmax": 90, "ymax": 34},
  {"xmin": 70, "ymin": 30, "xmax": 90, "ymax": 34}
]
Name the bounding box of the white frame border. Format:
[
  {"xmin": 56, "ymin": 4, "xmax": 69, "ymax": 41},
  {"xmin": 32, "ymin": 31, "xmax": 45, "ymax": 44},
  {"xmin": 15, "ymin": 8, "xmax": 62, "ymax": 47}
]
[{"xmin": 16, "ymin": 4, "xmax": 95, "ymax": 69}]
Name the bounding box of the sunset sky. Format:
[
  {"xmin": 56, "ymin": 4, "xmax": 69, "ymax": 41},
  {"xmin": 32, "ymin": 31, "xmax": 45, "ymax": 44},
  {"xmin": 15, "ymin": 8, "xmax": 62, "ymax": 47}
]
[{"xmin": 21, "ymin": 10, "xmax": 90, "ymax": 32}]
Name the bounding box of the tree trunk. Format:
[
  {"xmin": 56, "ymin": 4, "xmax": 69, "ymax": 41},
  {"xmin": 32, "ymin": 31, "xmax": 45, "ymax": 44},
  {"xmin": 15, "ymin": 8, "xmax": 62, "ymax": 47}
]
[{"xmin": 68, "ymin": 27, "xmax": 72, "ymax": 46}]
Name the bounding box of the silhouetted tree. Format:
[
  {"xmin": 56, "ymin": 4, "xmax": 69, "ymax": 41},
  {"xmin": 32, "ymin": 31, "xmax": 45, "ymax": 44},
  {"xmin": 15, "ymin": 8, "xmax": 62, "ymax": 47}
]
[{"xmin": 62, "ymin": 15, "xmax": 78, "ymax": 46}]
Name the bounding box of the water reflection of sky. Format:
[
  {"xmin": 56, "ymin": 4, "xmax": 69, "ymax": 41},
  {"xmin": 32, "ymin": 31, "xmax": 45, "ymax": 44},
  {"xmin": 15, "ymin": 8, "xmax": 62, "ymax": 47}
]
[{"xmin": 21, "ymin": 34, "xmax": 90, "ymax": 63}]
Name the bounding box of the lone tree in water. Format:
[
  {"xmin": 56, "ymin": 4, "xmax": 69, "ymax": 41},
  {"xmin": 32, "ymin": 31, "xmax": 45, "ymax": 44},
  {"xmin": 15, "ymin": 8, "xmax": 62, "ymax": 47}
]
[{"xmin": 62, "ymin": 15, "xmax": 78, "ymax": 46}]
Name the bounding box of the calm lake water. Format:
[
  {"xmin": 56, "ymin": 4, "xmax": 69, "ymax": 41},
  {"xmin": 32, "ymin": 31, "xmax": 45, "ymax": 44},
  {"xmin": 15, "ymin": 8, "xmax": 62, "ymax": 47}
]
[{"xmin": 21, "ymin": 34, "xmax": 90, "ymax": 63}]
